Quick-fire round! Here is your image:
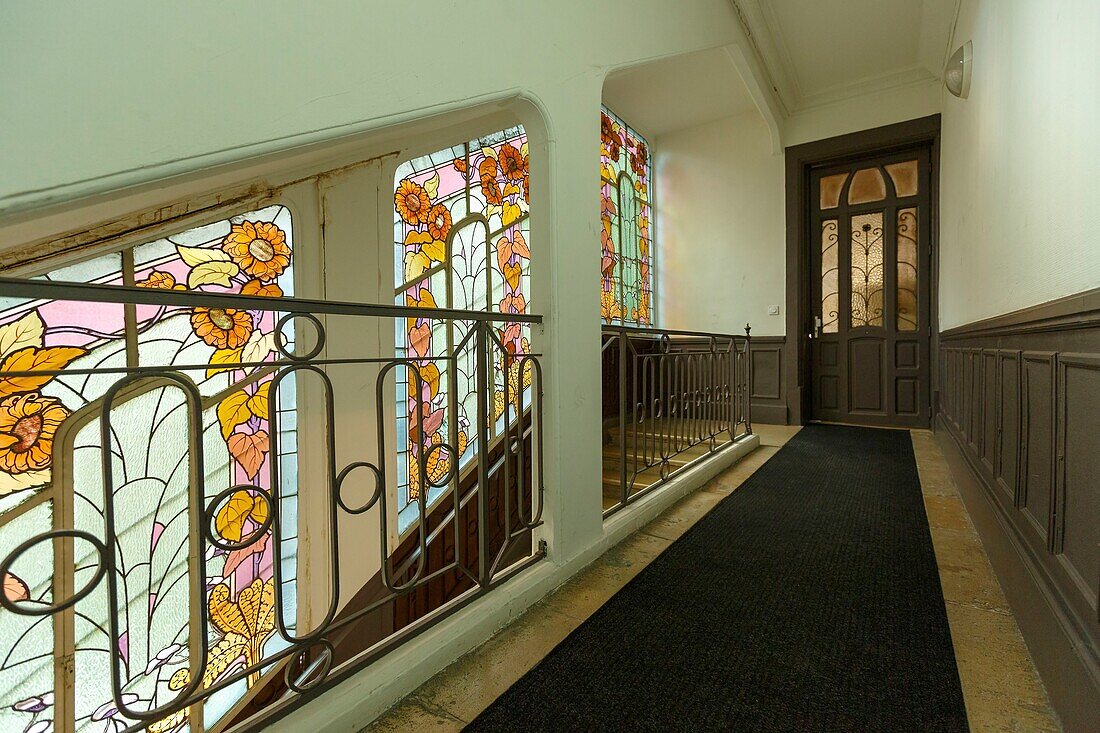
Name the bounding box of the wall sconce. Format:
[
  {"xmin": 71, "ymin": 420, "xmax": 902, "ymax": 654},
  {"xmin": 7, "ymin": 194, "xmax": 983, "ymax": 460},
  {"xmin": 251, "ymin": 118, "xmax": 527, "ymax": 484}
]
[{"xmin": 945, "ymin": 40, "xmax": 973, "ymax": 99}]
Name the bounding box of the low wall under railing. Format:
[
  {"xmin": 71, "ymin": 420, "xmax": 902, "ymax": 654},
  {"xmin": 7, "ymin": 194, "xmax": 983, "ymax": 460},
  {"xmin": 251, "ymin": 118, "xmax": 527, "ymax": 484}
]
[
  {"xmin": 601, "ymin": 324, "xmax": 753, "ymax": 515},
  {"xmin": 0, "ymin": 277, "xmax": 543, "ymax": 733}
]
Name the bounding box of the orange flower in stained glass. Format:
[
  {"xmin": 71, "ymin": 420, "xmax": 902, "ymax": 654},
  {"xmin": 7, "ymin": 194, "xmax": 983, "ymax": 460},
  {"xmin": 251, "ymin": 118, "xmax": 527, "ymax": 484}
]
[
  {"xmin": 498, "ymin": 143, "xmax": 525, "ymax": 181},
  {"xmin": 221, "ymin": 221, "xmax": 291, "ymax": 280},
  {"xmin": 478, "ymin": 157, "xmax": 498, "ymax": 181},
  {"xmin": 241, "ymin": 279, "xmax": 283, "ymax": 298},
  {"xmin": 396, "ymin": 180, "xmax": 431, "ymax": 225},
  {"xmin": 0, "ymin": 392, "xmax": 68, "ymax": 474},
  {"xmin": 481, "ymin": 177, "xmax": 503, "ymax": 205},
  {"xmin": 137, "ymin": 271, "xmax": 184, "ymax": 290},
  {"xmin": 427, "ymin": 204, "xmax": 452, "ymax": 241},
  {"xmin": 191, "ymin": 308, "xmax": 253, "ymax": 349},
  {"xmin": 453, "ymin": 157, "xmax": 468, "ymax": 174}
]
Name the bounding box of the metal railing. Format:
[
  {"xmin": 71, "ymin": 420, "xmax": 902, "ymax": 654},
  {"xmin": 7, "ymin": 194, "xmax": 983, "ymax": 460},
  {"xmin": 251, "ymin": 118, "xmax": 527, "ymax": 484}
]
[
  {"xmin": 0, "ymin": 278, "xmax": 544, "ymax": 733},
  {"xmin": 601, "ymin": 324, "xmax": 752, "ymax": 515}
]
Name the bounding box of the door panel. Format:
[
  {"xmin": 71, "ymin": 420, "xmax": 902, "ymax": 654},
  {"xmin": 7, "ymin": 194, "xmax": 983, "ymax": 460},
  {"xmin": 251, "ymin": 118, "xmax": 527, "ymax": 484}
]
[{"xmin": 809, "ymin": 148, "xmax": 932, "ymax": 428}]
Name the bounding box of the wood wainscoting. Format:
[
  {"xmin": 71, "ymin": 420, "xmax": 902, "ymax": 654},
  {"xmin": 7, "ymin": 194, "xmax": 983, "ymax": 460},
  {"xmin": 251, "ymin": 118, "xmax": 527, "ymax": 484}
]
[
  {"xmin": 936, "ymin": 287, "xmax": 1100, "ymax": 732},
  {"xmin": 750, "ymin": 336, "xmax": 787, "ymax": 424}
]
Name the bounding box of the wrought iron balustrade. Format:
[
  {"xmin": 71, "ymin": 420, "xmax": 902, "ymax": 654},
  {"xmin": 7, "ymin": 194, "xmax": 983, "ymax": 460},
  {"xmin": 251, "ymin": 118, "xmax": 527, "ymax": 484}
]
[
  {"xmin": 0, "ymin": 277, "xmax": 544, "ymax": 733},
  {"xmin": 601, "ymin": 324, "xmax": 752, "ymax": 514}
]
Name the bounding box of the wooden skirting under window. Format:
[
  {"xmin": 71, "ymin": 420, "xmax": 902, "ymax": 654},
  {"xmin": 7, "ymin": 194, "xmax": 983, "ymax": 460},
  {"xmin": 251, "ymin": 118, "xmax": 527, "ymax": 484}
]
[{"xmin": 935, "ymin": 286, "xmax": 1100, "ymax": 732}]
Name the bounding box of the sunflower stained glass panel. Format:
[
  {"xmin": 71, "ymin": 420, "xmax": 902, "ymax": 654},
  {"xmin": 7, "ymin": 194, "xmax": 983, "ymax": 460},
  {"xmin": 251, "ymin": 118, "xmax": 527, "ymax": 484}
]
[
  {"xmin": 393, "ymin": 126, "xmax": 531, "ymax": 526},
  {"xmin": 0, "ymin": 206, "xmax": 298, "ymax": 732},
  {"xmin": 600, "ymin": 106, "xmax": 652, "ymax": 326}
]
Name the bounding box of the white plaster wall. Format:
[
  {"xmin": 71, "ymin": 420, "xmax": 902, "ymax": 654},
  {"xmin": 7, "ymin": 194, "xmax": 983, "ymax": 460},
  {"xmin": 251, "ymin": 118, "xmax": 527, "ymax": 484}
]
[
  {"xmin": 0, "ymin": 0, "xmax": 740, "ymax": 213},
  {"xmin": 939, "ymin": 0, "xmax": 1100, "ymax": 328},
  {"xmin": 656, "ymin": 111, "xmax": 786, "ymax": 336}
]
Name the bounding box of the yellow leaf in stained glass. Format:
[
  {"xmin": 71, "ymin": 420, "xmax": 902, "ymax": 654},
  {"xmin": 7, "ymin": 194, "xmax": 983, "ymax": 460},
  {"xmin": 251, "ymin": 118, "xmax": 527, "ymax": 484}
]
[
  {"xmin": 250, "ymin": 491, "xmax": 269, "ymax": 527},
  {"xmin": 217, "ymin": 390, "xmax": 252, "ymax": 439},
  {"xmin": 0, "ymin": 346, "xmax": 86, "ymax": 398},
  {"xmin": 423, "ymin": 172, "xmax": 440, "ymax": 200},
  {"xmin": 245, "ymin": 382, "xmax": 270, "ymax": 420},
  {"xmin": 503, "ymin": 182, "xmax": 520, "ymax": 197},
  {"xmin": 419, "ymin": 362, "xmax": 441, "ymax": 398},
  {"xmin": 188, "ymin": 261, "xmax": 240, "ymax": 289},
  {"xmin": 404, "ymin": 251, "xmax": 431, "ymax": 282},
  {"xmin": 209, "ymin": 582, "xmax": 251, "ymax": 636},
  {"xmin": 502, "ymin": 202, "xmax": 521, "ymax": 227},
  {"xmin": 237, "ymin": 577, "xmax": 273, "ymax": 636},
  {"xmin": 176, "ymin": 244, "xmax": 231, "ymax": 267},
  {"xmin": 481, "ymin": 146, "xmax": 498, "ymax": 160},
  {"xmin": 520, "ymin": 141, "xmax": 529, "ymax": 158},
  {"xmin": 0, "ymin": 311, "xmax": 44, "ymax": 359},
  {"xmin": 206, "ymin": 347, "xmax": 242, "ymax": 378},
  {"xmin": 422, "ymin": 239, "xmax": 446, "ymax": 263},
  {"xmin": 215, "ymin": 489, "xmax": 256, "ymax": 543},
  {"xmin": 503, "ymin": 262, "xmax": 522, "ymax": 292},
  {"xmin": 204, "ymin": 633, "xmax": 248, "ymax": 683}
]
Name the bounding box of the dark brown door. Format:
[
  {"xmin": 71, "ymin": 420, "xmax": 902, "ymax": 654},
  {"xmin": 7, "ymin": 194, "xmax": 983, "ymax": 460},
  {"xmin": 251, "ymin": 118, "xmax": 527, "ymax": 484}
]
[{"xmin": 809, "ymin": 149, "xmax": 932, "ymax": 427}]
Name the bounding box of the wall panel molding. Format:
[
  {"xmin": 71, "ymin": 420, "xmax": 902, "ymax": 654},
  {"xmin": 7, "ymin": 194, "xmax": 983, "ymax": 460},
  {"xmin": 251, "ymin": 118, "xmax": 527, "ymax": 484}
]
[
  {"xmin": 937, "ymin": 290, "xmax": 1100, "ymax": 731},
  {"xmin": 749, "ymin": 336, "xmax": 786, "ymax": 423}
]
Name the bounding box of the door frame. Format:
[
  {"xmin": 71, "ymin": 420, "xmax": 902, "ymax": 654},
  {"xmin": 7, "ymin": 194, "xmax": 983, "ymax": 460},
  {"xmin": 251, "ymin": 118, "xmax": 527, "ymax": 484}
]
[{"xmin": 783, "ymin": 114, "xmax": 941, "ymax": 426}]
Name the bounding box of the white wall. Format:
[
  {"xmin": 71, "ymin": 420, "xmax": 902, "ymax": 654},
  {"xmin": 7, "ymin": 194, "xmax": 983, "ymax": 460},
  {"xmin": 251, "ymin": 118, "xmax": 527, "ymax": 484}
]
[
  {"xmin": 657, "ymin": 111, "xmax": 786, "ymax": 336},
  {"xmin": 939, "ymin": 0, "xmax": 1100, "ymax": 328}
]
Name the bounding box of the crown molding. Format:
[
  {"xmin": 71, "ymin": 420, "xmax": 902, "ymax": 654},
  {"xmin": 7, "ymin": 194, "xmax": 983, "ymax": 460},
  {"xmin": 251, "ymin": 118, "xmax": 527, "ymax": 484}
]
[{"xmin": 735, "ymin": 0, "xmax": 955, "ymax": 116}]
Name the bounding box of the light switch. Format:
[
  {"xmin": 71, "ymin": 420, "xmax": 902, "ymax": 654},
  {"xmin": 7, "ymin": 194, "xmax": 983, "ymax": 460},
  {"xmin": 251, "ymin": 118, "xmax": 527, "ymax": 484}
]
[{"xmin": 768, "ymin": 305, "xmax": 780, "ymax": 316}]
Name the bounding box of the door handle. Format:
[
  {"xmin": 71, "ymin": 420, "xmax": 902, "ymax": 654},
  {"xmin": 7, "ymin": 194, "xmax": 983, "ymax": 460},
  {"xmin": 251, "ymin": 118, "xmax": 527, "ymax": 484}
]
[{"xmin": 811, "ymin": 315, "xmax": 822, "ymax": 339}]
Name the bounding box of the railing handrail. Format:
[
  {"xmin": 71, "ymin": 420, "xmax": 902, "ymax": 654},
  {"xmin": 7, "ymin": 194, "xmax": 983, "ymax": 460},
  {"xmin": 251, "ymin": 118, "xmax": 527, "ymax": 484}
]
[
  {"xmin": 601, "ymin": 323, "xmax": 748, "ymax": 341},
  {"xmin": 0, "ymin": 276, "xmax": 543, "ymax": 324}
]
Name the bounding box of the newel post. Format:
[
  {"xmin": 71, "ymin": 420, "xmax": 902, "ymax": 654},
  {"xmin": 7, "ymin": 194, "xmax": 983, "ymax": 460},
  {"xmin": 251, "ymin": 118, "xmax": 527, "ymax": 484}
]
[{"xmin": 744, "ymin": 323, "xmax": 752, "ymax": 435}]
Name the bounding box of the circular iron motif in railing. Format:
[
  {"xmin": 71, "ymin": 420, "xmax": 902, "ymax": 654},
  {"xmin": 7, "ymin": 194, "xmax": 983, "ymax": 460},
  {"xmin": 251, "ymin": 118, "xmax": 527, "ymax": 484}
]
[
  {"xmin": 0, "ymin": 529, "xmax": 108, "ymax": 616},
  {"xmin": 275, "ymin": 312, "xmax": 326, "ymax": 361},
  {"xmin": 284, "ymin": 638, "xmax": 335, "ymax": 694},
  {"xmin": 204, "ymin": 484, "xmax": 275, "ymax": 552},
  {"xmin": 335, "ymin": 460, "xmax": 384, "ymax": 515}
]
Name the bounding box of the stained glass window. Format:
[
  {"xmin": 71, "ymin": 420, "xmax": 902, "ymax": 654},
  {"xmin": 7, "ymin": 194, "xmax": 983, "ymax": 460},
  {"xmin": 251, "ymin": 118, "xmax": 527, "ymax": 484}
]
[
  {"xmin": 600, "ymin": 106, "xmax": 653, "ymax": 326},
  {"xmin": 820, "ymin": 219, "xmax": 839, "ymax": 333},
  {"xmin": 897, "ymin": 208, "xmax": 919, "ymax": 330},
  {"xmin": 0, "ymin": 206, "xmax": 297, "ymax": 732},
  {"xmin": 393, "ymin": 125, "xmax": 531, "ymax": 531},
  {"xmin": 850, "ymin": 212, "xmax": 885, "ymax": 328}
]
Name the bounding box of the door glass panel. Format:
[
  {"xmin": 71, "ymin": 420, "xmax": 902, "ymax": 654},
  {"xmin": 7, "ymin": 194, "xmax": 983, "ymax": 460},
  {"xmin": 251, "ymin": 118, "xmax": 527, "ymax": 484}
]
[
  {"xmin": 819, "ymin": 173, "xmax": 848, "ymax": 210},
  {"xmin": 885, "ymin": 160, "xmax": 919, "ymax": 197},
  {"xmin": 847, "ymin": 167, "xmax": 886, "ymax": 204},
  {"xmin": 850, "ymin": 212, "xmax": 884, "ymax": 328},
  {"xmin": 897, "ymin": 207, "xmax": 918, "ymax": 330},
  {"xmin": 821, "ymin": 219, "xmax": 839, "ymax": 333}
]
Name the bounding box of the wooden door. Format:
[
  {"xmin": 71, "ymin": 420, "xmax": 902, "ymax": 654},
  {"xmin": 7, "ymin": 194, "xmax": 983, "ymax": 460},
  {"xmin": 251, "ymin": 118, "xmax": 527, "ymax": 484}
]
[{"xmin": 809, "ymin": 149, "xmax": 932, "ymax": 427}]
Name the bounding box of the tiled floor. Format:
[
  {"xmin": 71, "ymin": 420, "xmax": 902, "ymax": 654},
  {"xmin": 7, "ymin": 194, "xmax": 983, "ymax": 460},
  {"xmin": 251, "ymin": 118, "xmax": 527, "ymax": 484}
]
[
  {"xmin": 910, "ymin": 429, "xmax": 1060, "ymax": 732},
  {"xmin": 363, "ymin": 425, "xmax": 1059, "ymax": 732}
]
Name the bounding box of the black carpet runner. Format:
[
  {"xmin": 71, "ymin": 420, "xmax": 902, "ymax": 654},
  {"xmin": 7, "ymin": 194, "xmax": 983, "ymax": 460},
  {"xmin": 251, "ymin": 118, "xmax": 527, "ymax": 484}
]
[{"xmin": 466, "ymin": 425, "xmax": 968, "ymax": 732}]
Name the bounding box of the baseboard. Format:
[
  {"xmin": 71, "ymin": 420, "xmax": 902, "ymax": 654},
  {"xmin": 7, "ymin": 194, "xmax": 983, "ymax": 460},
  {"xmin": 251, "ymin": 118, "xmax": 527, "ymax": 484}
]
[
  {"xmin": 750, "ymin": 402, "xmax": 787, "ymax": 425},
  {"xmin": 935, "ymin": 416, "xmax": 1100, "ymax": 733}
]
